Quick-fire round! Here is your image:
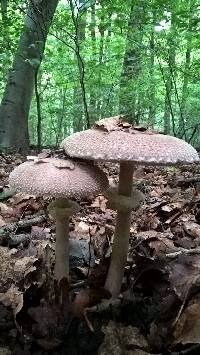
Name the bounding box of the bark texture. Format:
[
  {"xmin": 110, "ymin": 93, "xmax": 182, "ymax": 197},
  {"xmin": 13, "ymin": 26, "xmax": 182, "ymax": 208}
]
[
  {"xmin": 163, "ymin": 4, "xmax": 177, "ymax": 135},
  {"xmin": 119, "ymin": 1, "xmax": 146, "ymax": 123},
  {"xmin": 179, "ymin": 0, "xmax": 194, "ymax": 138},
  {"xmin": 0, "ymin": 0, "xmax": 58, "ymax": 150}
]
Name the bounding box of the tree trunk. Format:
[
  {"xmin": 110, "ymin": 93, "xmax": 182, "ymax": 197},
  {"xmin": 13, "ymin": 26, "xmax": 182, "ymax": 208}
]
[
  {"xmin": 163, "ymin": 6, "xmax": 176, "ymax": 135},
  {"xmin": 1, "ymin": 0, "xmax": 7, "ymax": 22},
  {"xmin": 163, "ymin": 75, "xmax": 173, "ymax": 135},
  {"xmin": 119, "ymin": 1, "xmax": 146, "ymax": 123},
  {"xmin": 179, "ymin": 0, "xmax": 194, "ymax": 138},
  {"xmin": 101, "ymin": 15, "xmax": 113, "ymax": 118},
  {"xmin": 34, "ymin": 69, "xmax": 42, "ymax": 152},
  {"xmin": 89, "ymin": 4, "xmax": 97, "ymax": 124},
  {"xmin": 148, "ymin": 11, "xmax": 156, "ymax": 127},
  {"xmin": 0, "ymin": 0, "xmax": 59, "ymax": 151},
  {"xmin": 70, "ymin": 1, "xmax": 89, "ymax": 132},
  {"xmin": 96, "ymin": 12, "xmax": 105, "ymax": 119}
]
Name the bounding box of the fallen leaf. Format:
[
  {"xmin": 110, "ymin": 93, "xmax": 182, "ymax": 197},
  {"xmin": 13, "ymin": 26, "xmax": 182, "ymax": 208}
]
[
  {"xmin": 173, "ymin": 294, "xmax": 200, "ymax": 345},
  {"xmin": 75, "ymin": 221, "xmax": 90, "ymax": 234},
  {"xmin": 183, "ymin": 221, "xmax": 200, "ymax": 239},
  {"xmin": 0, "ymin": 202, "xmax": 14, "ymax": 216},
  {"xmin": 161, "ymin": 202, "xmax": 183, "ymax": 213},
  {"xmin": 91, "ymin": 195, "xmax": 107, "ymax": 212},
  {"xmin": 37, "ymin": 149, "xmax": 52, "ymax": 159},
  {"xmin": 0, "ymin": 216, "xmax": 6, "ymax": 227},
  {"xmin": 10, "ymin": 192, "xmax": 35, "ymax": 205},
  {"xmin": 0, "ymin": 168, "xmax": 6, "ymax": 178},
  {"xmin": 98, "ymin": 321, "xmax": 149, "ymax": 355},
  {"xmin": 169, "ymin": 254, "xmax": 200, "ymax": 301},
  {"xmin": 0, "ymin": 285, "xmax": 23, "ymax": 317},
  {"xmin": 52, "ymin": 159, "xmax": 75, "ymax": 170},
  {"xmin": 0, "ymin": 348, "xmax": 12, "ymax": 355},
  {"xmin": 94, "ymin": 116, "xmax": 123, "ymax": 132}
]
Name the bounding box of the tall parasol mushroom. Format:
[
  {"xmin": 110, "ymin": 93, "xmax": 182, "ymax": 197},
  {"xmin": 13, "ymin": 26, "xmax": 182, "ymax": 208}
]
[
  {"xmin": 9, "ymin": 157, "xmax": 108, "ymax": 302},
  {"xmin": 61, "ymin": 119, "xmax": 199, "ymax": 297}
]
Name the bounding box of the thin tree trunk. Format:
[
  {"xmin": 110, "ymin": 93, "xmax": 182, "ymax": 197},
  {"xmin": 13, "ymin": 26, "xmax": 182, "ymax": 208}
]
[
  {"xmin": 179, "ymin": 0, "xmax": 194, "ymax": 138},
  {"xmin": 96, "ymin": 13, "xmax": 105, "ymax": 119},
  {"xmin": 163, "ymin": 5, "xmax": 176, "ymax": 135},
  {"xmin": 148, "ymin": 11, "xmax": 156, "ymax": 127},
  {"xmin": 1, "ymin": 0, "xmax": 7, "ymax": 22},
  {"xmin": 89, "ymin": 4, "xmax": 97, "ymax": 123},
  {"xmin": 34, "ymin": 69, "xmax": 42, "ymax": 152},
  {"xmin": 101, "ymin": 15, "xmax": 113, "ymax": 118},
  {"xmin": 119, "ymin": 1, "xmax": 146, "ymax": 123},
  {"xmin": 70, "ymin": 1, "xmax": 89, "ymax": 132},
  {"xmin": 163, "ymin": 75, "xmax": 173, "ymax": 134},
  {"xmin": 56, "ymin": 88, "xmax": 67, "ymax": 145},
  {"xmin": 0, "ymin": 0, "xmax": 58, "ymax": 151}
]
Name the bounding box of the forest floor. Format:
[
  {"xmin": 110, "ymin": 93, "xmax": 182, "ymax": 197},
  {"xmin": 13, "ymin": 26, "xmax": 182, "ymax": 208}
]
[{"xmin": 0, "ymin": 151, "xmax": 200, "ymax": 355}]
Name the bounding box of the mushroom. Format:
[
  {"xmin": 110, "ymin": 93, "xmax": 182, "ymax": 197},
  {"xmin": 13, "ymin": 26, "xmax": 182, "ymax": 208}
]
[
  {"xmin": 9, "ymin": 157, "xmax": 108, "ymax": 302},
  {"xmin": 61, "ymin": 124, "xmax": 199, "ymax": 297}
]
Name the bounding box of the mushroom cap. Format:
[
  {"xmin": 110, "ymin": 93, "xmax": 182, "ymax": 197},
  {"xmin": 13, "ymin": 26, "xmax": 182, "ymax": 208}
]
[
  {"xmin": 9, "ymin": 158, "xmax": 108, "ymax": 199},
  {"xmin": 61, "ymin": 129, "xmax": 199, "ymax": 165}
]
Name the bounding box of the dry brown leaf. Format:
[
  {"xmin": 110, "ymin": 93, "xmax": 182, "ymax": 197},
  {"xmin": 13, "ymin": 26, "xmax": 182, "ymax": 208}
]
[
  {"xmin": 10, "ymin": 192, "xmax": 35, "ymax": 205},
  {"xmin": 183, "ymin": 221, "xmax": 200, "ymax": 239},
  {"xmin": 91, "ymin": 195, "xmax": 107, "ymax": 212},
  {"xmin": 0, "ymin": 168, "xmax": 6, "ymax": 178},
  {"xmin": 94, "ymin": 116, "xmax": 123, "ymax": 132},
  {"xmin": 149, "ymin": 236, "xmax": 177, "ymax": 256},
  {"xmin": 139, "ymin": 213, "xmax": 161, "ymax": 230},
  {"xmin": 98, "ymin": 321, "xmax": 149, "ymax": 355},
  {"xmin": 31, "ymin": 225, "xmax": 51, "ymax": 240},
  {"xmin": 0, "ymin": 215, "xmax": 6, "ymax": 227},
  {"xmin": 75, "ymin": 221, "xmax": 90, "ymax": 234},
  {"xmin": 0, "ymin": 202, "xmax": 14, "ymax": 216},
  {"xmin": 132, "ymin": 230, "xmax": 177, "ymax": 257},
  {"xmin": 37, "ymin": 149, "xmax": 52, "ymax": 159},
  {"xmin": 0, "ymin": 347, "xmax": 12, "ymax": 355},
  {"xmin": 161, "ymin": 201, "xmax": 183, "ymax": 214},
  {"xmin": 0, "ymin": 246, "xmax": 38, "ymax": 292},
  {"xmin": 0, "ymin": 285, "xmax": 23, "ymax": 316},
  {"xmin": 173, "ymin": 295, "xmax": 200, "ymax": 345},
  {"xmin": 169, "ymin": 254, "xmax": 200, "ymax": 300},
  {"xmin": 52, "ymin": 159, "xmax": 75, "ymax": 170},
  {"xmin": 89, "ymin": 224, "xmax": 98, "ymax": 236}
]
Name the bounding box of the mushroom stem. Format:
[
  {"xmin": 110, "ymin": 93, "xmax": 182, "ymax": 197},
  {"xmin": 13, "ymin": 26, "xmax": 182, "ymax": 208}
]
[
  {"xmin": 48, "ymin": 198, "xmax": 79, "ymax": 302},
  {"xmin": 105, "ymin": 162, "xmax": 134, "ymax": 297},
  {"xmin": 55, "ymin": 211, "xmax": 70, "ymax": 281}
]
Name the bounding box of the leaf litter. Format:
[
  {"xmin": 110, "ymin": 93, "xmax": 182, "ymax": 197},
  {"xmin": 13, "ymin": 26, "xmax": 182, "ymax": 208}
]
[{"xmin": 0, "ymin": 151, "xmax": 199, "ymax": 354}]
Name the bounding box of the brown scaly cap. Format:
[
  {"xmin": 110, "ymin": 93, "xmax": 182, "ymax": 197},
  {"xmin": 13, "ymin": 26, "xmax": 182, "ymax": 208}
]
[
  {"xmin": 61, "ymin": 129, "xmax": 199, "ymax": 165},
  {"xmin": 9, "ymin": 158, "xmax": 108, "ymax": 199}
]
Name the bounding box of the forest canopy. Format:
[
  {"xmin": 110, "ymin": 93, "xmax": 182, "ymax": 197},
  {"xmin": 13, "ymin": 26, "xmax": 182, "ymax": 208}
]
[{"xmin": 0, "ymin": 0, "xmax": 199, "ymax": 150}]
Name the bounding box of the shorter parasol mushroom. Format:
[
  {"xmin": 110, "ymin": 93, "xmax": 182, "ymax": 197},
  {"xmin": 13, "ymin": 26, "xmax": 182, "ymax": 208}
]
[
  {"xmin": 61, "ymin": 119, "xmax": 199, "ymax": 297},
  {"xmin": 9, "ymin": 157, "xmax": 108, "ymax": 302}
]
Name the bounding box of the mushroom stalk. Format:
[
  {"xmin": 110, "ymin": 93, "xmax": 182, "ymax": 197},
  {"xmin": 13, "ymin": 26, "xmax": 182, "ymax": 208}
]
[
  {"xmin": 105, "ymin": 162, "xmax": 134, "ymax": 297},
  {"xmin": 48, "ymin": 198, "xmax": 79, "ymax": 300},
  {"xmin": 55, "ymin": 212, "xmax": 70, "ymax": 281}
]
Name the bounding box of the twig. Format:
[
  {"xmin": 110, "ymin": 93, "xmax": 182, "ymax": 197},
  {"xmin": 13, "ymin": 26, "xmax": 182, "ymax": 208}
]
[
  {"xmin": 0, "ymin": 215, "xmax": 46, "ymax": 244},
  {"xmin": 86, "ymin": 298, "xmax": 122, "ymax": 314},
  {"xmin": 70, "ymin": 280, "xmax": 86, "ymax": 289},
  {"xmin": 87, "ymin": 227, "xmax": 92, "ymax": 278},
  {"xmin": 166, "ymin": 247, "xmax": 200, "ymax": 259},
  {"xmin": 172, "ymin": 175, "xmax": 200, "ymax": 187},
  {"xmin": 83, "ymin": 309, "xmax": 95, "ymax": 332},
  {"xmin": 171, "ymin": 344, "xmax": 200, "ymax": 354},
  {"xmin": 172, "ymin": 279, "xmax": 195, "ymax": 328}
]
